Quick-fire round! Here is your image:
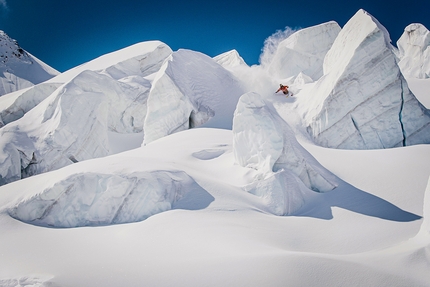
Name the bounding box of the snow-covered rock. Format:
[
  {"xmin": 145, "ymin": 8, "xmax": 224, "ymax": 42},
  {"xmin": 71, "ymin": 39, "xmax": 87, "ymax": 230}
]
[
  {"xmin": 397, "ymin": 23, "xmax": 430, "ymax": 79},
  {"xmin": 300, "ymin": 9, "xmax": 430, "ymax": 149},
  {"xmin": 233, "ymin": 92, "xmax": 337, "ymax": 214},
  {"xmin": 266, "ymin": 21, "xmax": 341, "ymax": 80},
  {"xmin": 214, "ymin": 49, "xmax": 248, "ymax": 69},
  {"xmin": 10, "ymin": 170, "xmax": 194, "ymax": 228},
  {"xmin": 0, "ymin": 31, "xmax": 59, "ymax": 96},
  {"xmin": 144, "ymin": 49, "xmax": 245, "ymax": 144}
]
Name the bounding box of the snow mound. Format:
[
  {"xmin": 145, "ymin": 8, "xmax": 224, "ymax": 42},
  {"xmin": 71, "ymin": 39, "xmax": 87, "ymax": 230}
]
[
  {"xmin": 299, "ymin": 9, "xmax": 430, "ymax": 149},
  {"xmin": 0, "ymin": 31, "xmax": 59, "ymax": 96},
  {"xmin": 397, "ymin": 23, "xmax": 430, "ymax": 79},
  {"xmin": 266, "ymin": 21, "xmax": 341, "ymax": 80},
  {"xmin": 213, "ymin": 49, "xmax": 248, "ymax": 69},
  {"xmin": 420, "ymin": 176, "xmax": 430, "ymax": 235},
  {"xmin": 232, "ymin": 92, "xmax": 337, "ymax": 214},
  {"xmin": 144, "ymin": 49, "xmax": 245, "ymax": 144},
  {"xmin": 10, "ymin": 170, "xmax": 194, "ymax": 228}
]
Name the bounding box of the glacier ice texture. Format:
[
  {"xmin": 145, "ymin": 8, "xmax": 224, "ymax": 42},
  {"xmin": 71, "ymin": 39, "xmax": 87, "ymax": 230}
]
[
  {"xmin": 397, "ymin": 23, "xmax": 430, "ymax": 79},
  {"xmin": 299, "ymin": 9, "xmax": 430, "ymax": 149},
  {"xmin": 9, "ymin": 171, "xmax": 194, "ymax": 228},
  {"xmin": 266, "ymin": 21, "xmax": 341, "ymax": 81},
  {"xmin": 233, "ymin": 92, "xmax": 337, "ymax": 215},
  {"xmin": 144, "ymin": 49, "xmax": 245, "ymax": 144}
]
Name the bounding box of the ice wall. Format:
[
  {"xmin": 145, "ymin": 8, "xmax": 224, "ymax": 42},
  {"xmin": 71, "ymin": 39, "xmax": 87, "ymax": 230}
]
[
  {"xmin": 397, "ymin": 23, "xmax": 430, "ymax": 79},
  {"xmin": 266, "ymin": 21, "xmax": 341, "ymax": 80},
  {"xmin": 301, "ymin": 9, "xmax": 430, "ymax": 149},
  {"xmin": 144, "ymin": 49, "xmax": 244, "ymax": 144},
  {"xmin": 233, "ymin": 92, "xmax": 337, "ymax": 215}
]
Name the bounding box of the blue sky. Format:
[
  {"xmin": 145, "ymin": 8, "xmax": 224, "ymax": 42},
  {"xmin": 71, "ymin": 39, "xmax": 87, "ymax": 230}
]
[{"xmin": 1, "ymin": 0, "xmax": 429, "ymax": 72}]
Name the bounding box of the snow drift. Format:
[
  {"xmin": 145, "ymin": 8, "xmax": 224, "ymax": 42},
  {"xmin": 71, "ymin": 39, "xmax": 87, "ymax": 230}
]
[
  {"xmin": 298, "ymin": 9, "xmax": 430, "ymax": 149},
  {"xmin": 397, "ymin": 23, "xmax": 430, "ymax": 79},
  {"xmin": 144, "ymin": 49, "xmax": 245, "ymax": 144},
  {"xmin": 0, "ymin": 31, "xmax": 59, "ymax": 96}
]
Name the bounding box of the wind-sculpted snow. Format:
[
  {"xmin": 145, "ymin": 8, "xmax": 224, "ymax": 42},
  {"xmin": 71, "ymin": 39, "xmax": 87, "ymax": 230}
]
[
  {"xmin": 10, "ymin": 171, "xmax": 194, "ymax": 228},
  {"xmin": 0, "ymin": 31, "xmax": 59, "ymax": 96},
  {"xmin": 213, "ymin": 50, "xmax": 248, "ymax": 69},
  {"xmin": 0, "ymin": 83, "xmax": 61, "ymax": 127},
  {"xmin": 144, "ymin": 49, "xmax": 245, "ymax": 144},
  {"xmin": 420, "ymin": 176, "xmax": 430, "ymax": 235},
  {"xmin": 266, "ymin": 21, "xmax": 341, "ymax": 80},
  {"xmin": 233, "ymin": 92, "xmax": 337, "ymax": 215},
  {"xmin": 299, "ymin": 9, "xmax": 430, "ymax": 149},
  {"xmin": 397, "ymin": 23, "xmax": 430, "ymax": 79}
]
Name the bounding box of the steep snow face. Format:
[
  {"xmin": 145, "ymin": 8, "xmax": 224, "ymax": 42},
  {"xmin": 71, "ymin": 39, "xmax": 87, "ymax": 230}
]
[
  {"xmin": 266, "ymin": 21, "xmax": 341, "ymax": 80},
  {"xmin": 213, "ymin": 49, "xmax": 248, "ymax": 69},
  {"xmin": 10, "ymin": 171, "xmax": 194, "ymax": 228},
  {"xmin": 0, "ymin": 31, "xmax": 59, "ymax": 96},
  {"xmin": 232, "ymin": 92, "xmax": 337, "ymax": 214},
  {"xmin": 421, "ymin": 176, "xmax": 430, "ymax": 235},
  {"xmin": 144, "ymin": 49, "xmax": 245, "ymax": 144},
  {"xmin": 47, "ymin": 41, "xmax": 172, "ymax": 84},
  {"xmin": 300, "ymin": 9, "xmax": 430, "ymax": 149},
  {"xmin": 0, "ymin": 83, "xmax": 61, "ymax": 128},
  {"xmin": 397, "ymin": 23, "xmax": 430, "ymax": 79}
]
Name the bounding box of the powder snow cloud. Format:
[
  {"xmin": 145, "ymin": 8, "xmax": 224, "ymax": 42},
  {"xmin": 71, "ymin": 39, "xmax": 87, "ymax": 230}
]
[{"xmin": 259, "ymin": 26, "xmax": 299, "ymax": 67}]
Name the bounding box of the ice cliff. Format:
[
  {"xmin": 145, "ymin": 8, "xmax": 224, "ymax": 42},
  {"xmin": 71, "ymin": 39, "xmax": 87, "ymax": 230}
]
[
  {"xmin": 397, "ymin": 23, "xmax": 430, "ymax": 79},
  {"xmin": 0, "ymin": 41, "xmax": 172, "ymax": 185},
  {"xmin": 298, "ymin": 9, "xmax": 430, "ymax": 149},
  {"xmin": 233, "ymin": 92, "xmax": 337, "ymax": 215},
  {"xmin": 266, "ymin": 21, "xmax": 341, "ymax": 81},
  {"xmin": 144, "ymin": 49, "xmax": 244, "ymax": 144},
  {"xmin": 0, "ymin": 31, "xmax": 59, "ymax": 96}
]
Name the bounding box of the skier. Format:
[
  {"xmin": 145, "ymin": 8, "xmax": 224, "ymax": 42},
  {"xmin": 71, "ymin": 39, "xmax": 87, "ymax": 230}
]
[{"xmin": 275, "ymin": 84, "xmax": 293, "ymax": 96}]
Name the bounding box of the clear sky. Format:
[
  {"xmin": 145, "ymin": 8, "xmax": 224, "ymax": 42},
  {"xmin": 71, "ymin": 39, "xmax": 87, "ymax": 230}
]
[{"xmin": 1, "ymin": 0, "xmax": 429, "ymax": 72}]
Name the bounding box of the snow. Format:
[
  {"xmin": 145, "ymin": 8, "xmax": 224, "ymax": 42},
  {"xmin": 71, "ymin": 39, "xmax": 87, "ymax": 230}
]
[
  {"xmin": 0, "ymin": 31, "xmax": 59, "ymax": 96},
  {"xmin": 295, "ymin": 9, "xmax": 430, "ymax": 149},
  {"xmin": 266, "ymin": 21, "xmax": 341, "ymax": 80},
  {"xmin": 397, "ymin": 23, "xmax": 430, "ymax": 79},
  {"xmin": 0, "ymin": 8, "xmax": 429, "ymax": 287},
  {"xmin": 213, "ymin": 49, "xmax": 248, "ymax": 69}
]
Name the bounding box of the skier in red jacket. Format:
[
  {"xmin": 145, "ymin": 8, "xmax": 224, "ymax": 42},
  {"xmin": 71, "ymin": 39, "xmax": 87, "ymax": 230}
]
[{"xmin": 276, "ymin": 84, "xmax": 293, "ymax": 96}]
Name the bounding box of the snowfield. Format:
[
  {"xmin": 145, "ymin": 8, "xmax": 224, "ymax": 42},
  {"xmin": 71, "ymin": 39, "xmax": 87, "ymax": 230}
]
[{"xmin": 0, "ymin": 8, "xmax": 429, "ymax": 287}]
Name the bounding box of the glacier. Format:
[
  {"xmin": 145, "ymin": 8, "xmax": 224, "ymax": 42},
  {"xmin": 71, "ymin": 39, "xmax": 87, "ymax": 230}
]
[
  {"xmin": 266, "ymin": 21, "xmax": 341, "ymax": 81},
  {"xmin": 296, "ymin": 9, "xmax": 430, "ymax": 149},
  {"xmin": 233, "ymin": 92, "xmax": 337, "ymax": 214},
  {"xmin": 0, "ymin": 31, "xmax": 59, "ymax": 96},
  {"xmin": 9, "ymin": 170, "xmax": 195, "ymax": 228},
  {"xmin": 397, "ymin": 23, "xmax": 430, "ymax": 79},
  {"xmin": 143, "ymin": 49, "xmax": 245, "ymax": 144}
]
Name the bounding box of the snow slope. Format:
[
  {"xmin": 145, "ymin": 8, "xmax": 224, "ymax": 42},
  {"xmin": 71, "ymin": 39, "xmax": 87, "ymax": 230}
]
[
  {"xmin": 0, "ymin": 8, "xmax": 429, "ymax": 287},
  {"xmin": 0, "ymin": 31, "xmax": 59, "ymax": 96}
]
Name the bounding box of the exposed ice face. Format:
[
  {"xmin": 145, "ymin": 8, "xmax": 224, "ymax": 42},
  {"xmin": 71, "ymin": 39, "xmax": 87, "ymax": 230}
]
[
  {"xmin": 232, "ymin": 92, "xmax": 337, "ymax": 214},
  {"xmin": 0, "ymin": 41, "xmax": 173, "ymax": 186},
  {"xmin": 9, "ymin": 170, "xmax": 194, "ymax": 228},
  {"xmin": 299, "ymin": 9, "xmax": 430, "ymax": 149},
  {"xmin": 0, "ymin": 31, "xmax": 59, "ymax": 96},
  {"xmin": 397, "ymin": 23, "xmax": 430, "ymax": 79},
  {"xmin": 266, "ymin": 21, "xmax": 341, "ymax": 80},
  {"xmin": 144, "ymin": 49, "xmax": 245, "ymax": 144}
]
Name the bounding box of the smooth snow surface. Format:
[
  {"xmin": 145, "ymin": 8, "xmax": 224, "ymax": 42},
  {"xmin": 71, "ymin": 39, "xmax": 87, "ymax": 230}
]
[{"xmin": 0, "ymin": 8, "xmax": 429, "ymax": 287}]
